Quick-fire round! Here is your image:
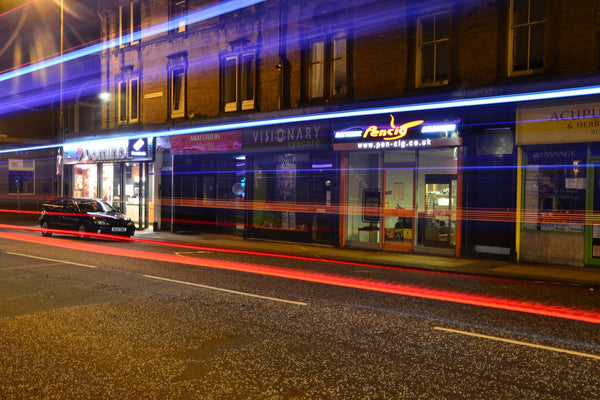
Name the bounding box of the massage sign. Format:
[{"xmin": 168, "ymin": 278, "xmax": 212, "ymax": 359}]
[{"xmin": 333, "ymin": 114, "xmax": 461, "ymax": 151}]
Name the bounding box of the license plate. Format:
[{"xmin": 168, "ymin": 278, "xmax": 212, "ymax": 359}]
[{"xmin": 112, "ymin": 227, "xmax": 127, "ymax": 232}]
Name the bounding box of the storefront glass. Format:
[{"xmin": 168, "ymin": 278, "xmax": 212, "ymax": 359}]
[
  {"xmin": 523, "ymin": 146, "xmax": 586, "ymax": 233},
  {"xmin": 252, "ymin": 153, "xmax": 311, "ymax": 232},
  {"xmin": 71, "ymin": 162, "xmax": 149, "ymax": 229},
  {"xmin": 345, "ymin": 147, "xmax": 458, "ymax": 251},
  {"xmin": 74, "ymin": 164, "xmax": 98, "ymax": 198},
  {"xmin": 416, "ymin": 148, "xmax": 458, "ymax": 249},
  {"xmin": 382, "ymin": 151, "xmax": 416, "ymax": 248},
  {"xmin": 346, "ymin": 152, "xmax": 381, "ymax": 246}
]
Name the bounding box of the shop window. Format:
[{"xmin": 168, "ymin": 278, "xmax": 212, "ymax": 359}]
[
  {"xmin": 117, "ymin": 76, "xmax": 140, "ymax": 124},
  {"xmin": 252, "ymin": 154, "xmax": 311, "ymax": 231},
  {"xmin": 417, "ymin": 13, "xmax": 449, "ymax": 87},
  {"xmin": 8, "ymin": 159, "xmax": 35, "ymax": 195},
  {"xmin": 169, "ymin": 0, "xmax": 187, "ymax": 34},
  {"xmin": 307, "ymin": 34, "xmax": 348, "ymax": 100},
  {"xmin": 119, "ymin": 1, "xmax": 141, "ymax": 47},
  {"xmin": 523, "ymin": 148, "xmax": 585, "ymax": 233},
  {"xmin": 509, "ymin": 0, "xmax": 545, "ymax": 75},
  {"xmin": 221, "ymin": 51, "xmax": 256, "ymax": 112},
  {"xmin": 345, "ymin": 152, "xmax": 381, "ymax": 245}
]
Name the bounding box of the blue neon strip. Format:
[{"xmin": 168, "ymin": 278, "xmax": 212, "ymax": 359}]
[{"xmin": 2, "ymin": 83, "xmax": 600, "ymax": 155}]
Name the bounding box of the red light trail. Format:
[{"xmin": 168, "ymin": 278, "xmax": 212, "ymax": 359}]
[{"xmin": 0, "ymin": 229, "xmax": 599, "ymax": 325}]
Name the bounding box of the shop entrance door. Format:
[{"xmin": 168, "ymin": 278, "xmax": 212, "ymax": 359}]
[
  {"xmin": 586, "ymin": 162, "xmax": 600, "ymax": 265},
  {"xmin": 123, "ymin": 162, "xmax": 148, "ymax": 230},
  {"xmin": 382, "ymin": 168, "xmax": 414, "ymax": 249},
  {"xmin": 418, "ymin": 175, "xmax": 457, "ymax": 248}
]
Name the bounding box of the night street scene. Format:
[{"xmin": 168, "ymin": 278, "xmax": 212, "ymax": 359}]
[{"xmin": 0, "ymin": 0, "xmax": 599, "ymax": 398}]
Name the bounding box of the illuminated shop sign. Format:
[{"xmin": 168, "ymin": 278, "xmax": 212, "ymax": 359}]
[
  {"xmin": 517, "ymin": 102, "xmax": 600, "ymax": 145},
  {"xmin": 171, "ymin": 130, "xmax": 242, "ymax": 154},
  {"xmin": 333, "ymin": 114, "xmax": 460, "ymax": 151},
  {"xmin": 243, "ymin": 121, "xmax": 330, "ymax": 152},
  {"xmin": 129, "ymin": 138, "xmax": 149, "ymax": 157},
  {"xmin": 62, "ymin": 138, "xmax": 153, "ymax": 164}
]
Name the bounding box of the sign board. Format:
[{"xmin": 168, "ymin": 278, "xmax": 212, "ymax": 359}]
[
  {"xmin": 333, "ymin": 114, "xmax": 461, "ymax": 151},
  {"xmin": 62, "ymin": 137, "xmax": 153, "ymax": 164},
  {"xmin": 242, "ymin": 121, "xmax": 330, "ymax": 152},
  {"xmin": 517, "ymin": 102, "xmax": 600, "ymax": 145},
  {"xmin": 171, "ymin": 130, "xmax": 242, "ymax": 154}
]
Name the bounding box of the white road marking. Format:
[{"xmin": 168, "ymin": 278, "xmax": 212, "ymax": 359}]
[
  {"xmin": 5, "ymin": 251, "xmax": 306, "ymax": 306},
  {"xmin": 143, "ymin": 275, "xmax": 308, "ymax": 306},
  {"xmin": 434, "ymin": 327, "xmax": 600, "ymax": 360},
  {"xmin": 175, "ymin": 251, "xmax": 212, "ymax": 256},
  {"xmin": 6, "ymin": 252, "xmax": 98, "ymax": 269}
]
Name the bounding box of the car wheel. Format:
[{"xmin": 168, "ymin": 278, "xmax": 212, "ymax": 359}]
[
  {"xmin": 41, "ymin": 222, "xmax": 52, "ymax": 237},
  {"xmin": 77, "ymin": 224, "xmax": 87, "ymax": 239}
]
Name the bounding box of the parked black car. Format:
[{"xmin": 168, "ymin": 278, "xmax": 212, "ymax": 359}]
[{"xmin": 40, "ymin": 197, "xmax": 135, "ymax": 238}]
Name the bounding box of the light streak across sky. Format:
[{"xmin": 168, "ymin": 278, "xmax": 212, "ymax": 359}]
[
  {"xmin": 0, "ymin": 229, "xmax": 599, "ymax": 325},
  {"xmin": 0, "ymin": 0, "xmax": 265, "ymax": 84}
]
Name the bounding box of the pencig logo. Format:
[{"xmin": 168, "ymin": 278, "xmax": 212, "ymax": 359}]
[{"xmin": 363, "ymin": 115, "xmax": 424, "ymax": 141}]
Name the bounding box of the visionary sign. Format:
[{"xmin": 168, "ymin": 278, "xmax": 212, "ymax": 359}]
[
  {"xmin": 243, "ymin": 121, "xmax": 330, "ymax": 152},
  {"xmin": 333, "ymin": 114, "xmax": 460, "ymax": 151}
]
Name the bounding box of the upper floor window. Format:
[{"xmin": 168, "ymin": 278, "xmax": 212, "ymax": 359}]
[
  {"xmin": 120, "ymin": 1, "xmax": 141, "ymax": 46},
  {"xmin": 118, "ymin": 75, "xmax": 140, "ymax": 124},
  {"xmin": 169, "ymin": 0, "xmax": 187, "ymax": 34},
  {"xmin": 221, "ymin": 50, "xmax": 256, "ymax": 112},
  {"xmin": 168, "ymin": 54, "xmax": 187, "ymax": 119},
  {"xmin": 417, "ymin": 14, "xmax": 449, "ymax": 87},
  {"xmin": 509, "ymin": 0, "xmax": 545, "ymax": 75},
  {"xmin": 308, "ymin": 34, "xmax": 348, "ymax": 100}
]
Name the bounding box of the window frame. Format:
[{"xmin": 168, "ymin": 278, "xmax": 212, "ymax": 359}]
[
  {"xmin": 119, "ymin": 1, "xmax": 141, "ymax": 47},
  {"xmin": 221, "ymin": 49, "xmax": 256, "ymax": 113},
  {"xmin": 117, "ymin": 76, "xmax": 140, "ymax": 125},
  {"xmin": 169, "ymin": 66, "xmax": 187, "ymax": 119},
  {"xmin": 508, "ymin": 0, "xmax": 546, "ymax": 76},
  {"xmin": 169, "ymin": 0, "xmax": 187, "ymax": 34},
  {"xmin": 416, "ymin": 13, "xmax": 450, "ymax": 87},
  {"xmin": 306, "ymin": 33, "xmax": 349, "ymax": 102}
]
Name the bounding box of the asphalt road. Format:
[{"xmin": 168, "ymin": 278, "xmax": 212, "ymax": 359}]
[{"xmin": 0, "ymin": 230, "xmax": 599, "ymax": 399}]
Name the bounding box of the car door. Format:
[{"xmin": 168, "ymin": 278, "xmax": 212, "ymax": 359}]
[
  {"xmin": 42, "ymin": 200, "xmax": 64, "ymax": 229},
  {"xmin": 61, "ymin": 199, "xmax": 81, "ymax": 231}
]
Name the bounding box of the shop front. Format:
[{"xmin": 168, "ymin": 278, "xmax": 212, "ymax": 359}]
[
  {"xmin": 517, "ymin": 101, "xmax": 600, "ymax": 267},
  {"xmin": 170, "ymin": 130, "xmax": 245, "ymax": 235},
  {"xmin": 62, "ymin": 137, "xmax": 154, "ymax": 230},
  {"xmin": 334, "ymin": 112, "xmax": 462, "ymax": 256},
  {"xmin": 243, "ymin": 120, "xmax": 338, "ymax": 245}
]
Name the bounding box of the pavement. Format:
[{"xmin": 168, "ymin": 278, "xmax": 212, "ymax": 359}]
[{"xmin": 3, "ymin": 214, "xmax": 600, "ymax": 288}]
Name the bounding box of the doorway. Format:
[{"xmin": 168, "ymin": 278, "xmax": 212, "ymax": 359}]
[
  {"xmin": 418, "ymin": 174, "xmax": 457, "ymax": 248},
  {"xmin": 382, "ymin": 167, "xmax": 414, "ymax": 249}
]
